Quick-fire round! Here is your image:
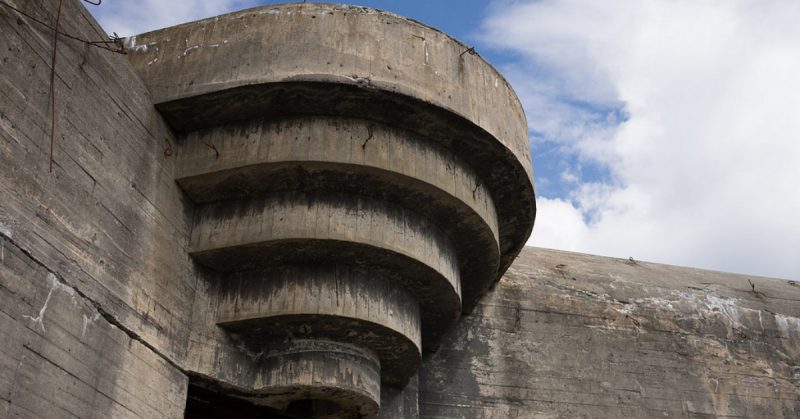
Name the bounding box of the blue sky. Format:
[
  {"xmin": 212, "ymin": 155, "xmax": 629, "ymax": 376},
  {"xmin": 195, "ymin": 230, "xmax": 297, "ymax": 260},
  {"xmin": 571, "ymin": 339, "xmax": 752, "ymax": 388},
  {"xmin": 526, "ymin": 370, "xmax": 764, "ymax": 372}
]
[{"xmin": 89, "ymin": 1, "xmax": 800, "ymax": 280}]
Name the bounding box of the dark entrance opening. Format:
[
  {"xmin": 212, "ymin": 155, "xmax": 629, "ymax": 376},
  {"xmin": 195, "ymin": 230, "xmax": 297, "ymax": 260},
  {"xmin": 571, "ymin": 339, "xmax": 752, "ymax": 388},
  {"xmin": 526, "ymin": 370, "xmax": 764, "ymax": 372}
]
[
  {"xmin": 184, "ymin": 382, "xmax": 296, "ymax": 419},
  {"xmin": 284, "ymin": 398, "xmax": 343, "ymax": 417}
]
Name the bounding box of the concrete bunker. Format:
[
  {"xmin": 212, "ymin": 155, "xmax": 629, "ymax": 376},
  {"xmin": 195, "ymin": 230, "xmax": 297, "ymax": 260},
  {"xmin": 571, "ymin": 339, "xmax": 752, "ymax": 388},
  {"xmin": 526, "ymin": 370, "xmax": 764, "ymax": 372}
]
[{"xmin": 125, "ymin": 2, "xmax": 535, "ymax": 417}]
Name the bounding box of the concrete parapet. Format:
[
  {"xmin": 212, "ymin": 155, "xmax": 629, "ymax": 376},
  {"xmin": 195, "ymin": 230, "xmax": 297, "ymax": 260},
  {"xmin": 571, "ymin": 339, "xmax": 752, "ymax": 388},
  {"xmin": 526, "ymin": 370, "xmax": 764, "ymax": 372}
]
[
  {"xmin": 254, "ymin": 339, "xmax": 381, "ymax": 418},
  {"xmin": 179, "ymin": 117, "xmax": 501, "ymax": 316},
  {"xmin": 218, "ymin": 266, "xmax": 422, "ymax": 387}
]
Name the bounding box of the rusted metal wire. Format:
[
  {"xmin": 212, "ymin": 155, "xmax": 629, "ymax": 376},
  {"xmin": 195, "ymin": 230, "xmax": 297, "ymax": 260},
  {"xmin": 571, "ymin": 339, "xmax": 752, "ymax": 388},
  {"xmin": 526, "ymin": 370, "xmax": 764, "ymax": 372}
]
[
  {"xmin": 747, "ymin": 278, "xmax": 756, "ymax": 293},
  {"xmin": 49, "ymin": 0, "xmax": 64, "ymax": 173},
  {"xmin": 0, "ymin": 0, "xmax": 126, "ymax": 54},
  {"xmin": 459, "ymin": 46, "xmax": 477, "ymax": 57}
]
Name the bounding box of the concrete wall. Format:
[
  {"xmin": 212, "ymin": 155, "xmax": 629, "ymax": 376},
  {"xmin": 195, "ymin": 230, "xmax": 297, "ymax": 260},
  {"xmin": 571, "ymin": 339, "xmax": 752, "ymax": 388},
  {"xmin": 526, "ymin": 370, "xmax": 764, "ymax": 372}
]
[
  {"xmin": 420, "ymin": 247, "xmax": 800, "ymax": 418},
  {"xmin": 1, "ymin": 0, "xmax": 191, "ymax": 417}
]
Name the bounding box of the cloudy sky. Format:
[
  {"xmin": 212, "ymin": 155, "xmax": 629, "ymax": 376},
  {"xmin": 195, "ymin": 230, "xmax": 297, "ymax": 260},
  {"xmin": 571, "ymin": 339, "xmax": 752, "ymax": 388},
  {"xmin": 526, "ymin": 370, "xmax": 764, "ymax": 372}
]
[{"xmin": 89, "ymin": 1, "xmax": 800, "ymax": 280}]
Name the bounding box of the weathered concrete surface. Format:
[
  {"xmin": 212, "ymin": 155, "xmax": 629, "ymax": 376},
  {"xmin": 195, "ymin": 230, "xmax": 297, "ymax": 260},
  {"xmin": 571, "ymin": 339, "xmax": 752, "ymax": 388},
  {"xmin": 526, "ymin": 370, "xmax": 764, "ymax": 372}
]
[
  {"xmin": 126, "ymin": 2, "xmax": 536, "ymax": 291},
  {"xmin": 1, "ymin": 0, "xmax": 194, "ymax": 417},
  {"xmin": 420, "ymin": 247, "xmax": 800, "ymax": 418},
  {"xmin": 380, "ymin": 373, "xmax": 420, "ymax": 418},
  {"xmin": 177, "ymin": 116, "xmax": 501, "ymax": 306},
  {"xmin": 250, "ymin": 339, "xmax": 382, "ymax": 418},
  {"xmin": 125, "ymin": 3, "xmax": 536, "ymax": 412},
  {"xmin": 0, "ymin": 0, "xmax": 195, "ymax": 358},
  {"xmin": 1, "ymin": 239, "xmax": 187, "ymax": 418},
  {"xmin": 217, "ymin": 266, "xmax": 422, "ymax": 387},
  {"xmin": 190, "ymin": 192, "xmax": 460, "ymax": 296},
  {"xmin": 126, "ymin": 3, "xmax": 531, "ymax": 175},
  {"xmin": 176, "ymin": 117, "xmax": 500, "ymax": 244}
]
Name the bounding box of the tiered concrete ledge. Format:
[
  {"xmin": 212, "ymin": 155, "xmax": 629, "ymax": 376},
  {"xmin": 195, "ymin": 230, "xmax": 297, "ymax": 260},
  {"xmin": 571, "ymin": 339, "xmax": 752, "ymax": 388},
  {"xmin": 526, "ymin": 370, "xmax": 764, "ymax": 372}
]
[{"xmin": 126, "ymin": 3, "xmax": 536, "ymax": 416}]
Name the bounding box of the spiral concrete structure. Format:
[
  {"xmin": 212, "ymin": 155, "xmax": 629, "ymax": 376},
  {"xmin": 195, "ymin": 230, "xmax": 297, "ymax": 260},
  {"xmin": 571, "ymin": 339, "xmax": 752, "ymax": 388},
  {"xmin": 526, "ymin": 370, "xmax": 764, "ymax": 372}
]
[{"xmin": 126, "ymin": 3, "xmax": 536, "ymax": 417}]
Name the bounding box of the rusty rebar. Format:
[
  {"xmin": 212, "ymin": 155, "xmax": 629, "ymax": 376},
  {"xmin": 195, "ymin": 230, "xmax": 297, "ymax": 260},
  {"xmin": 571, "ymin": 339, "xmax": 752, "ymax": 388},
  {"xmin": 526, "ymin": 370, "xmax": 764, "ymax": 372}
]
[
  {"xmin": 204, "ymin": 142, "xmax": 220, "ymax": 159},
  {"xmin": 0, "ymin": 0, "xmax": 127, "ymax": 172},
  {"xmin": 163, "ymin": 138, "xmax": 173, "ymax": 157},
  {"xmin": 49, "ymin": 0, "xmax": 63, "ymax": 173},
  {"xmin": 361, "ymin": 127, "xmax": 374, "ymax": 150},
  {"xmin": 459, "ymin": 46, "xmax": 477, "ymax": 57}
]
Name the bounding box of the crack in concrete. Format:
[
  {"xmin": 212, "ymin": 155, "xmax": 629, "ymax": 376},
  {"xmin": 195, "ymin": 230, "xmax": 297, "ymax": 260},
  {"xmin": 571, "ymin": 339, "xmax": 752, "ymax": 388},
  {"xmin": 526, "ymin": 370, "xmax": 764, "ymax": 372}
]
[{"xmin": 1, "ymin": 231, "xmax": 186, "ymax": 374}]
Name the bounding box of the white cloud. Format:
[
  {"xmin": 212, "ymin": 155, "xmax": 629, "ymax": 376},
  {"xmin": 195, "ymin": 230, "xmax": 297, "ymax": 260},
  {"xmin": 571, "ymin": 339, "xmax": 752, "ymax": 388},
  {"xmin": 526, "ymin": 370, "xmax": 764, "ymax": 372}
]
[
  {"xmin": 525, "ymin": 197, "xmax": 588, "ymax": 251},
  {"xmin": 484, "ymin": 0, "xmax": 800, "ymax": 279},
  {"xmin": 89, "ymin": 0, "xmax": 256, "ymax": 37}
]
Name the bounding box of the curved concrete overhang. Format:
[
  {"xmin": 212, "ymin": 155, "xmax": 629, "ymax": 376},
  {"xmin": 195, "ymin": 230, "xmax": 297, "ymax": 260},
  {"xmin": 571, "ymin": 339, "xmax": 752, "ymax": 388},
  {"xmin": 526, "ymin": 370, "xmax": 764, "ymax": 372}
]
[{"xmin": 126, "ymin": 2, "xmax": 537, "ymax": 300}]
